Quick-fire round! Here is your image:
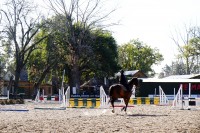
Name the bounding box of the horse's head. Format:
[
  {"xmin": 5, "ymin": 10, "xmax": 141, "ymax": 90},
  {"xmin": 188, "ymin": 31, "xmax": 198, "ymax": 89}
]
[{"xmin": 128, "ymin": 77, "xmax": 139, "ymax": 88}]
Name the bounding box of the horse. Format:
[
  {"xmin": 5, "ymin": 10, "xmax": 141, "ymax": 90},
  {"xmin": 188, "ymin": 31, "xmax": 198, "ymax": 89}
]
[{"xmin": 109, "ymin": 77, "xmax": 139, "ymax": 113}]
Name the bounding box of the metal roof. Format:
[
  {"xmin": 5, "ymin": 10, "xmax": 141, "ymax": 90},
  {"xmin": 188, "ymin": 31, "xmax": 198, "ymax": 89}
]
[
  {"xmin": 163, "ymin": 74, "xmax": 200, "ymax": 79},
  {"xmin": 141, "ymin": 78, "xmax": 200, "ymax": 83},
  {"xmin": 115, "ymin": 70, "xmax": 139, "ymax": 77}
]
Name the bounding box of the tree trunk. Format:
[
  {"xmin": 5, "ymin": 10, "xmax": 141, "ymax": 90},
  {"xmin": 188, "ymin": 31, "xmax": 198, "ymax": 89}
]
[
  {"xmin": 186, "ymin": 57, "xmax": 190, "ymax": 74},
  {"xmin": 14, "ymin": 67, "xmax": 21, "ymax": 99},
  {"xmin": 32, "ymin": 65, "xmax": 53, "ymax": 100},
  {"xmin": 69, "ymin": 53, "xmax": 81, "ymax": 94},
  {"xmin": 70, "ymin": 64, "xmax": 80, "ymax": 93}
]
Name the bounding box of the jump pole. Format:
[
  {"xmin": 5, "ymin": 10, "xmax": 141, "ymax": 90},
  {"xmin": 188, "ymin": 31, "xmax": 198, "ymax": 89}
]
[
  {"xmin": 61, "ymin": 70, "xmax": 65, "ymax": 106},
  {"xmin": 189, "ymin": 83, "xmax": 191, "ymax": 99},
  {"xmin": 0, "ymin": 109, "xmax": 29, "ymax": 112}
]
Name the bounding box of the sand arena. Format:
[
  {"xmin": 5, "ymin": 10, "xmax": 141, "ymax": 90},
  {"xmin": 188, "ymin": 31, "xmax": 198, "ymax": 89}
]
[{"xmin": 0, "ymin": 102, "xmax": 200, "ymax": 133}]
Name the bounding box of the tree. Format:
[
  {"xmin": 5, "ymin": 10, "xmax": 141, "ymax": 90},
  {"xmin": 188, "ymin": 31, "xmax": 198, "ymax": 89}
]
[
  {"xmin": 118, "ymin": 39, "xmax": 163, "ymax": 76},
  {"xmin": 160, "ymin": 61, "xmax": 186, "ymax": 78},
  {"xmin": 80, "ymin": 30, "xmax": 120, "ymax": 81},
  {"xmin": 0, "ymin": 0, "xmax": 47, "ymax": 96},
  {"xmin": 189, "ymin": 36, "xmax": 200, "ymax": 73},
  {"xmin": 27, "ymin": 30, "xmax": 61, "ymax": 98},
  {"xmin": 92, "ymin": 31, "xmax": 120, "ymax": 76},
  {"xmin": 28, "ymin": 13, "xmax": 119, "ymax": 97},
  {"xmin": 47, "ymin": 0, "xmax": 117, "ymax": 88},
  {"xmin": 171, "ymin": 26, "xmax": 200, "ymax": 74}
]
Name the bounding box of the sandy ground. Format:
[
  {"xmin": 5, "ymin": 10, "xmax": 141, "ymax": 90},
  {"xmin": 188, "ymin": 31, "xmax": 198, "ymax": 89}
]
[{"xmin": 0, "ymin": 101, "xmax": 200, "ymax": 133}]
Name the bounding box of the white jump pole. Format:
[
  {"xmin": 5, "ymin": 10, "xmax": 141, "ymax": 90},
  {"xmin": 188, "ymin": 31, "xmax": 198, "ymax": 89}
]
[
  {"xmin": 189, "ymin": 83, "xmax": 191, "ymax": 99},
  {"xmin": 59, "ymin": 89, "xmax": 61, "ymax": 103},
  {"xmin": 7, "ymin": 90, "xmax": 9, "ymax": 99},
  {"xmin": 61, "ymin": 70, "xmax": 65, "ymax": 106},
  {"xmin": 181, "ymin": 85, "xmax": 183, "ymax": 109},
  {"xmin": 174, "ymin": 88, "xmax": 175, "ymax": 100},
  {"xmin": 159, "ymin": 86, "xmax": 169, "ymax": 105},
  {"xmin": 64, "ymin": 86, "xmax": 70, "ymax": 107},
  {"xmin": 42, "ymin": 89, "xmax": 45, "ymax": 102},
  {"xmin": 100, "ymin": 86, "xmax": 109, "ymax": 108},
  {"xmin": 173, "ymin": 84, "xmax": 183, "ymax": 109}
]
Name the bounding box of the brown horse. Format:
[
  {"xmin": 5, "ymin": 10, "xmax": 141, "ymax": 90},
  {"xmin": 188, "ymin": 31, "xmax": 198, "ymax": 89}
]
[{"xmin": 109, "ymin": 77, "xmax": 139, "ymax": 113}]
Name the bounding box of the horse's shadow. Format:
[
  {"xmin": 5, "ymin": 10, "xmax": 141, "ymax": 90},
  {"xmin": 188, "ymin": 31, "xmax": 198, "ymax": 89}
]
[{"xmin": 116, "ymin": 113, "xmax": 168, "ymax": 117}]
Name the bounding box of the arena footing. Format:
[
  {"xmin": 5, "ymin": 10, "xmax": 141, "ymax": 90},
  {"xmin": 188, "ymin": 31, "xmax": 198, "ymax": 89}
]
[
  {"xmin": 67, "ymin": 106, "xmax": 99, "ymax": 109},
  {"xmin": 111, "ymin": 105, "xmax": 134, "ymax": 107}
]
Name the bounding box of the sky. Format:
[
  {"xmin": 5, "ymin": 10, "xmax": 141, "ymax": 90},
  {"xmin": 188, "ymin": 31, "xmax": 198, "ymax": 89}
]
[
  {"xmin": 107, "ymin": 0, "xmax": 200, "ymax": 74},
  {"xmin": 1, "ymin": 0, "xmax": 200, "ymax": 74}
]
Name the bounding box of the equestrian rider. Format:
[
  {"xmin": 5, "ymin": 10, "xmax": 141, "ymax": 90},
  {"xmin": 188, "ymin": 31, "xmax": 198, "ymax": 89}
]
[{"xmin": 119, "ymin": 70, "xmax": 129, "ymax": 91}]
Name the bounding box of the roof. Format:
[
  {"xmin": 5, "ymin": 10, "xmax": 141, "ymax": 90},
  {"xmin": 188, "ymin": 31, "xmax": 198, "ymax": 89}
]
[
  {"xmin": 4, "ymin": 71, "xmax": 15, "ymax": 81},
  {"xmin": 141, "ymin": 78, "xmax": 200, "ymax": 83},
  {"xmin": 163, "ymin": 74, "xmax": 200, "ymax": 79},
  {"xmin": 80, "ymin": 78, "xmax": 101, "ymax": 88},
  {"xmin": 115, "ymin": 70, "xmax": 140, "ymax": 76},
  {"xmin": 115, "ymin": 70, "xmax": 147, "ymax": 78}
]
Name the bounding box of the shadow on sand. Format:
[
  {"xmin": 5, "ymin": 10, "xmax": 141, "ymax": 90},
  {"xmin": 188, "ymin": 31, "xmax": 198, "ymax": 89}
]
[{"xmin": 116, "ymin": 113, "xmax": 168, "ymax": 117}]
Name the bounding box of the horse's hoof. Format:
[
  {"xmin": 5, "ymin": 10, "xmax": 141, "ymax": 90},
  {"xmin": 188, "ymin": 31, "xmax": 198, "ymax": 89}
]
[
  {"xmin": 121, "ymin": 107, "xmax": 125, "ymax": 111},
  {"xmin": 112, "ymin": 110, "xmax": 115, "ymax": 113}
]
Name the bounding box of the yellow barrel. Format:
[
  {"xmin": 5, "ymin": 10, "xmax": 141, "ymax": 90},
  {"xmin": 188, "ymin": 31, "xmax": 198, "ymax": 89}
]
[
  {"xmin": 87, "ymin": 99, "xmax": 92, "ymax": 107},
  {"xmin": 154, "ymin": 97, "xmax": 159, "ymax": 105},
  {"xmin": 95, "ymin": 98, "xmax": 100, "ymax": 107},
  {"xmin": 129, "ymin": 98, "xmax": 133, "ymax": 105},
  {"xmin": 137, "ymin": 97, "xmax": 141, "ymax": 105},
  {"xmin": 145, "ymin": 97, "xmax": 150, "ymax": 105},
  {"xmin": 69, "ymin": 98, "xmax": 75, "ymax": 107}
]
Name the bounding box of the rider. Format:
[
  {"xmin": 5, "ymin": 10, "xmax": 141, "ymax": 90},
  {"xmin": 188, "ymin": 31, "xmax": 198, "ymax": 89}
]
[{"xmin": 119, "ymin": 70, "xmax": 129, "ymax": 91}]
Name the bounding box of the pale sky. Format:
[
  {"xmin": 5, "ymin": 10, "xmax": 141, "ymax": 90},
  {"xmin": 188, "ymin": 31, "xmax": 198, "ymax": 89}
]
[
  {"xmin": 108, "ymin": 0, "xmax": 200, "ymax": 73},
  {"xmin": 1, "ymin": 0, "xmax": 200, "ymax": 74}
]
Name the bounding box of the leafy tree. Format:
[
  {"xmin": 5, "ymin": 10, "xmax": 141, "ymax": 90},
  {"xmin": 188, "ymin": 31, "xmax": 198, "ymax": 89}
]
[
  {"xmin": 118, "ymin": 39, "xmax": 163, "ymax": 76},
  {"xmin": 0, "ymin": 39, "xmax": 15, "ymax": 78},
  {"xmin": 0, "ymin": 0, "xmax": 47, "ymax": 96},
  {"xmin": 47, "ymin": 0, "xmax": 117, "ymax": 89},
  {"xmin": 171, "ymin": 26, "xmax": 200, "ymax": 74},
  {"xmin": 27, "ymin": 29, "xmax": 64, "ymax": 98},
  {"xmin": 189, "ymin": 37, "xmax": 200, "ymax": 73},
  {"xmin": 160, "ymin": 61, "xmax": 186, "ymax": 78},
  {"xmin": 28, "ymin": 14, "xmax": 119, "ymax": 96},
  {"xmin": 80, "ymin": 30, "xmax": 120, "ymax": 81}
]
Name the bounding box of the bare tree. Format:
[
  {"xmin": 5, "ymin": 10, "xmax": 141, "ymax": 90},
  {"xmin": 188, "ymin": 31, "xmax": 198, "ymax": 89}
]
[
  {"xmin": 171, "ymin": 25, "xmax": 200, "ymax": 74},
  {"xmin": 0, "ymin": 0, "xmax": 47, "ymax": 97},
  {"xmin": 47, "ymin": 0, "xmax": 117, "ymax": 89}
]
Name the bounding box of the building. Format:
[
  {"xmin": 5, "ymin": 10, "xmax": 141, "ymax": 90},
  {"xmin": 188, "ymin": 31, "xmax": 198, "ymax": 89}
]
[
  {"xmin": 115, "ymin": 70, "xmax": 147, "ymax": 79},
  {"xmin": 0, "ymin": 71, "xmax": 52, "ymax": 99},
  {"xmin": 139, "ymin": 74, "xmax": 200, "ymax": 98}
]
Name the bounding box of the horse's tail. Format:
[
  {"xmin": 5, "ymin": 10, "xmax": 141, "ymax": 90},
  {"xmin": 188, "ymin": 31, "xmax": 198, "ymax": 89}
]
[
  {"xmin": 108, "ymin": 85, "xmax": 115, "ymax": 103},
  {"xmin": 109, "ymin": 85, "xmax": 114, "ymax": 96}
]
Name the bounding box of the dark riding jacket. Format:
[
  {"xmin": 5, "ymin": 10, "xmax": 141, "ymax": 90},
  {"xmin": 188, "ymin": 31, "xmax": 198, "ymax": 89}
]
[{"xmin": 119, "ymin": 71, "xmax": 129, "ymax": 91}]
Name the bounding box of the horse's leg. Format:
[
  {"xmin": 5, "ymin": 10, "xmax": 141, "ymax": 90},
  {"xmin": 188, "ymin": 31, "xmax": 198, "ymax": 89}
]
[
  {"xmin": 124, "ymin": 98, "xmax": 130, "ymax": 113},
  {"xmin": 111, "ymin": 98, "xmax": 115, "ymax": 113},
  {"xmin": 121, "ymin": 98, "xmax": 126, "ymax": 111}
]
